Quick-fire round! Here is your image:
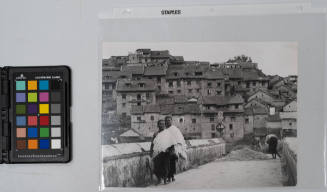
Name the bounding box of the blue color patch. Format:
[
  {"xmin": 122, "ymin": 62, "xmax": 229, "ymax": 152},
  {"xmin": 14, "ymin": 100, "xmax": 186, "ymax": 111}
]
[
  {"xmin": 28, "ymin": 127, "xmax": 38, "ymax": 138},
  {"xmin": 16, "ymin": 81, "xmax": 26, "ymax": 90},
  {"xmin": 16, "ymin": 116, "xmax": 26, "ymax": 126},
  {"xmin": 16, "ymin": 93, "xmax": 26, "ymax": 102},
  {"xmin": 39, "ymin": 80, "xmax": 49, "ymax": 90},
  {"xmin": 39, "ymin": 139, "xmax": 50, "ymax": 149}
]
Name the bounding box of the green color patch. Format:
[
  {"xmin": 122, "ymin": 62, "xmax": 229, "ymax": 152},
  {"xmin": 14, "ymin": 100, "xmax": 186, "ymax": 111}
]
[
  {"xmin": 16, "ymin": 104, "xmax": 26, "ymax": 114},
  {"xmin": 40, "ymin": 128, "xmax": 49, "ymax": 137},
  {"xmin": 16, "ymin": 81, "xmax": 26, "ymax": 90},
  {"xmin": 28, "ymin": 93, "xmax": 37, "ymax": 102}
]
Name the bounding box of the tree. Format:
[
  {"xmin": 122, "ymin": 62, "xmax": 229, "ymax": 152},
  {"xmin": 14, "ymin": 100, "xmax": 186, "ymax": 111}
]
[{"xmin": 227, "ymin": 55, "xmax": 252, "ymax": 63}]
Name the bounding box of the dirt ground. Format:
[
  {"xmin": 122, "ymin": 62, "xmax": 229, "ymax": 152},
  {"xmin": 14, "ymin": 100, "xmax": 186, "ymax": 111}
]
[{"xmin": 151, "ymin": 146, "xmax": 283, "ymax": 189}]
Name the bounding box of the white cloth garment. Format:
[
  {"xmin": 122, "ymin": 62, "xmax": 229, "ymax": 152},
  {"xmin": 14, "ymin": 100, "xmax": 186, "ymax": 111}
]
[
  {"xmin": 167, "ymin": 125, "xmax": 187, "ymax": 160},
  {"xmin": 152, "ymin": 129, "xmax": 174, "ymax": 159}
]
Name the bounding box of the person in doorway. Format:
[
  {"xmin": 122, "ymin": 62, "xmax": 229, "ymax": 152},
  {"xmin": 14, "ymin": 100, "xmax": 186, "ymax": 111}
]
[{"xmin": 164, "ymin": 116, "xmax": 187, "ymax": 182}]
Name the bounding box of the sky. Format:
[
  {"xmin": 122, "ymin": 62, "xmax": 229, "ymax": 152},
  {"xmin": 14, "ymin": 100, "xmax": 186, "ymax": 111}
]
[{"xmin": 102, "ymin": 42, "xmax": 298, "ymax": 77}]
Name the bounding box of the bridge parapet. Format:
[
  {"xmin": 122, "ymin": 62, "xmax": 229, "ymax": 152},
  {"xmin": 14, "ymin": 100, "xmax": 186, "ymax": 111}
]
[
  {"xmin": 102, "ymin": 138, "xmax": 226, "ymax": 187},
  {"xmin": 281, "ymin": 137, "xmax": 297, "ymax": 186}
]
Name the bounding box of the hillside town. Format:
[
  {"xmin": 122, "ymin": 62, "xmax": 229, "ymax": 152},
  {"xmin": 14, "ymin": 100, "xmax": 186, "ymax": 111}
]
[{"xmin": 102, "ymin": 49, "xmax": 297, "ymax": 145}]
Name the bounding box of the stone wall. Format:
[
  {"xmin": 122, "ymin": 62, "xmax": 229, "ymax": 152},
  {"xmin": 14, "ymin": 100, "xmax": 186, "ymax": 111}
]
[
  {"xmin": 281, "ymin": 137, "xmax": 297, "ymax": 186},
  {"xmin": 102, "ymin": 138, "xmax": 226, "ymax": 187}
]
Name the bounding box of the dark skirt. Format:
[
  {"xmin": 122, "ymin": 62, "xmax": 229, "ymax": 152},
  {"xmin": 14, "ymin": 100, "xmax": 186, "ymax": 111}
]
[
  {"xmin": 153, "ymin": 152, "xmax": 170, "ymax": 180},
  {"xmin": 268, "ymin": 137, "xmax": 278, "ymax": 154}
]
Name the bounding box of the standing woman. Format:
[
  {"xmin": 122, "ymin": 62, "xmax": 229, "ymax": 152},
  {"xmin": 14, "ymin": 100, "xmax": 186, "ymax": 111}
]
[
  {"xmin": 150, "ymin": 120, "xmax": 171, "ymax": 185},
  {"xmin": 266, "ymin": 134, "xmax": 281, "ymax": 159}
]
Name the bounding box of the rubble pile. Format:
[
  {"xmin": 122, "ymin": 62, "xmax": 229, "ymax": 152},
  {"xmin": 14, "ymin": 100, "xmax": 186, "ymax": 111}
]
[{"xmin": 219, "ymin": 146, "xmax": 270, "ymax": 161}]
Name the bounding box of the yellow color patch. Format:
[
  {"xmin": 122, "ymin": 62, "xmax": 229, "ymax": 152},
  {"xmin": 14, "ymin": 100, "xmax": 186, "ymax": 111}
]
[
  {"xmin": 28, "ymin": 80, "xmax": 38, "ymax": 90},
  {"xmin": 39, "ymin": 104, "xmax": 49, "ymax": 114}
]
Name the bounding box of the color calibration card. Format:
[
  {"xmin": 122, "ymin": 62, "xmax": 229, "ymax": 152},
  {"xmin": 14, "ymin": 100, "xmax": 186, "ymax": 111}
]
[{"xmin": 2, "ymin": 66, "xmax": 71, "ymax": 163}]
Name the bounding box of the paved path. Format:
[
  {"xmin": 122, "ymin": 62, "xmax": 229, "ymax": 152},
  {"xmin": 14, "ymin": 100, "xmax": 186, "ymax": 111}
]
[{"xmin": 151, "ymin": 159, "xmax": 283, "ymax": 189}]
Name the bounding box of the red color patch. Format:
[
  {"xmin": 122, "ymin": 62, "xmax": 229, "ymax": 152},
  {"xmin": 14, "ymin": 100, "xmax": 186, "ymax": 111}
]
[
  {"xmin": 39, "ymin": 116, "xmax": 49, "ymax": 126},
  {"xmin": 28, "ymin": 116, "xmax": 37, "ymax": 126}
]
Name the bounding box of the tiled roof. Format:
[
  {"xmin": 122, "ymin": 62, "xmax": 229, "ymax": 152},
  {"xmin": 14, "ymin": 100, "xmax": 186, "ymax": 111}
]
[
  {"xmin": 221, "ymin": 69, "xmax": 243, "ymax": 79},
  {"xmin": 157, "ymin": 96, "xmax": 175, "ymax": 105},
  {"xmin": 174, "ymin": 95, "xmax": 188, "ymax": 103},
  {"xmin": 202, "ymin": 96, "xmax": 227, "ymax": 105},
  {"xmin": 228, "ymin": 95, "xmax": 244, "ymax": 104},
  {"xmin": 166, "ymin": 63, "xmax": 210, "ymax": 79},
  {"xmin": 150, "ymin": 50, "xmax": 171, "ymax": 58},
  {"xmin": 205, "ymin": 70, "xmax": 225, "ymax": 79},
  {"xmin": 248, "ymin": 89, "xmax": 274, "ymax": 99},
  {"xmin": 172, "ymin": 104, "xmax": 201, "ymax": 115},
  {"xmin": 159, "ymin": 104, "xmax": 174, "ymax": 115},
  {"xmin": 116, "ymin": 79, "xmax": 156, "ymax": 92},
  {"xmin": 202, "ymin": 95, "xmax": 244, "ymax": 105},
  {"xmin": 120, "ymin": 129, "xmax": 142, "ymax": 137},
  {"xmin": 242, "ymin": 70, "xmax": 268, "ymax": 81},
  {"xmin": 144, "ymin": 65, "xmax": 167, "ymax": 76},
  {"xmin": 121, "ymin": 65, "xmax": 144, "ymax": 75}
]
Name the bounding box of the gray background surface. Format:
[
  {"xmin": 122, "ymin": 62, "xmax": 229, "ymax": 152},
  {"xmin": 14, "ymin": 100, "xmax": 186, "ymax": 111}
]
[{"xmin": 0, "ymin": 0, "xmax": 326, "ymax": 192}]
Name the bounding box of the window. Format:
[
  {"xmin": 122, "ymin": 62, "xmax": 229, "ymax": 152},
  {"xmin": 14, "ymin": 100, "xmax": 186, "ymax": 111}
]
[
  {"xmin": 137, "ymin": 94, "xmax": 141, "ymax": 100},
  {"xmin": 122, "ymin": 113, "xmax": 126, "ymax": 118},
  {"xmin": 207, "ymin": 90, "xmax": 211, "ymax": 95},
  {"xmin": 122, "ymin": 103, "xmax": 126, "ymax": 108},
  {"xmin": 210, "ymin": 117, "xmax": 214, "ymax": 122},
  {"xmin": 216, "ymin": 91, "xmax": 221, "ymax": 95},
  {"xmin": 104, "ymin": 84, "xmax": 110, "ymax": 89},
  {"xmin": 229, "ymin": 124, "xmax": 233, "ymax": 130},
  {"xmin": 245, "ymin": 118, "xmax": 249, "ymax": 124},
  {"xmin": 146, "ymin": 93, "xmax": 150, "ymax": 100},
  {"xmin": 211, "ymin": 133, "xmax": 216, "ymax": 138},
  {"xmin": 187, "ymin": 81, "xmax": 191, "ymax": 85},
  {"xmin": 252, "ymin": 82, "xmax": 256, "ymax": 86},
  {"xmin": 211, "ymin": 124, "xmax": 215, "ymax": 131},
  {"xmin": 169, "ymin": 82, "xmax": 173, "ymax": 87},
  {"xmin": 289, "ymin": 122, "xmax": 292, "ymax": 126},
  {"xmin": 157, "ymin": 77, "xmax": 161, "ymax": 83},
  {"xmin": 137, "ymin": 116, "xmax": 141, "ymax": 121},
  {"xmin": 177, "ymin": 81, "xmax": 181, "ymax": 87},
  {"xmin": 246, "ymin": 83, "xmax": 250, "ymax": 88},
  {"xmin": 235, "ymin": 104, "xmax": 239, "ymax": 109},
  {"xmin": 238, "ymin": 81, "xmax": 241, "ymax": 85},
  {"xmin": 174, "ymin": 72, "xmax": 178, "ymax": 76},
  {"xmin": 192, "ymin": 119, "xmax": 196, "ymax": 123},
  {"xmin": 169, "ymin": 91, "xmax": 173, "ymax": 94},
  {"xmin": 195, "ymin": 72, "xmax": 203, "ymax": 76},
  {"xmin": 197, "ymin": 89, "xmax": 200, "ymax": 93},
  {"xmin": 122, "ymin": 94, "xmax": 126, "ymax": 99},
  {"xmin": 179, "ymin": 118, "xmax": 183, "ymax": 123},
  {"xmin": 151, "ymin": 116, "xmax": 154, "ymax": 121},
  {"xmin": 231, "ymin": 117, "xmax": 236, "ymax": 122},
  {"xmin": 217, "ymin": 82, "xmax": 221, "ymax": 87},
  {"xmin": 207, "ymin": 82, "xmax": 212, "ymax": 87},
  {"xmin": 137, "ymin": 102, "xmax": 141, "ymax": 106},
  {"xmin": 158, "ymin": 86, "xmax": 161, "ymax": 90},
  {"xmin": 177, "ymin": 90, "xmax": 181, "ymax": 93},
  {"xmin": 188, "ymin": 89, "xmax": 192, "ymax": 93}
]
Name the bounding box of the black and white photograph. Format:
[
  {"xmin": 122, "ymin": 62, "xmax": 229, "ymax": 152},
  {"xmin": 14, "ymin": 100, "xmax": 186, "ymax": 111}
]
[{"xmin": 101, "ymin": 42, "xmax": 298, "ymax": 189}]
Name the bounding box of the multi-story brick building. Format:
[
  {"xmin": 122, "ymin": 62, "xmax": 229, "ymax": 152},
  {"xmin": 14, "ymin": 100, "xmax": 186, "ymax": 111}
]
[
  {"xmin": 116, "ymin": 79, "xmax": 156, "ymax": 116},
  {"xmin": 102, "ymin": 49, "xmax": 297, "ymax": 143}
]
